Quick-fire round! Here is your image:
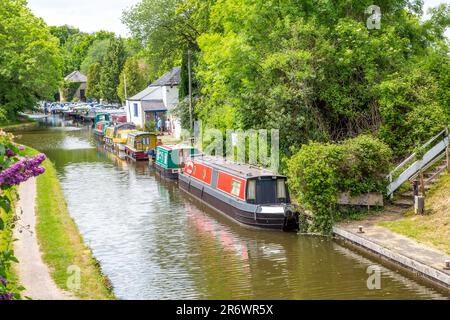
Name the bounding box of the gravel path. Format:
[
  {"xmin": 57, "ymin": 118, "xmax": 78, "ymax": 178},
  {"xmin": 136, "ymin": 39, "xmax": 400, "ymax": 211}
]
[{"xmin": 13, "ymin": 178, "xmax": 74, "ymax": 300}]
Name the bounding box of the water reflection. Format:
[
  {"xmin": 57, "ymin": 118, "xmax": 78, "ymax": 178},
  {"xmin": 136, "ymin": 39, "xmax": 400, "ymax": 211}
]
[{"xmin": 14, "ymin": 116, "xmax": 448, "ymax": 300}]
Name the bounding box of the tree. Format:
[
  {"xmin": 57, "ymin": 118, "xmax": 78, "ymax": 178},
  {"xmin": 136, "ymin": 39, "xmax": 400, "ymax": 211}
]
[
  {"xmin": 117, "ymin": 58, "xmax": 148, "ymax": 103},
  {"xmin": 49, "ymin": 25, "xmax": 80, "ymax": 47},
  {"xmin": 0, "ymin": 0, "xmax": 62, "ymax": 121},
  {"xmin": 62, "ymin": 32, "xmax": 94, "ymax": 74},
  {"xmin": 99, "ymin": 37, "xmax": 127, "ymax": 103},
  {"xmin": 80, "ymin": 39, "xmax": 111, "ymax": 74},
  {"xmin": 86, "ymin": 63, "xmax": 102, "ymax": 102}
]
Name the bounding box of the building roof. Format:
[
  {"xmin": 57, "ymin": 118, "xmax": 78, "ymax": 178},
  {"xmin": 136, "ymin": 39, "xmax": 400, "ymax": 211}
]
[
  {"xmin": 150, "ymin": 67, "xmax": 181, "ymax": 87},
  {"xmin": 128, "ymin": 86, "xmax": 158, "ymax": 101},
  {"xmin": 142, "ymin": 100, "xmax": 167, "ymax": 112},
  {"xmin": 64, "ymin": 70, "xmax": 87, "ymax": 83}
]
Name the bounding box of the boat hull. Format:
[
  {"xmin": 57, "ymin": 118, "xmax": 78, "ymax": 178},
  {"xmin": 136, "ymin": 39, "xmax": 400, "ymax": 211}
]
[
  {"xmin": 179, "ymin": 175, "xmax": 299, "ymax": 231},
  {"xmin": 124, "ymin": 147, "xmax": 148, "ymax": 161},
  {"xmin": 155, "ymin": 164, "xmax": 179, "ymax": 180}
]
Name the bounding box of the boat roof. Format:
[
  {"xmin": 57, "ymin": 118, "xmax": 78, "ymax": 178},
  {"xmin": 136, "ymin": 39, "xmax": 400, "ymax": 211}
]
[
  {"xmin": 158, "ymin": 144, "xmax": 198, "ymax": 151},
  {"xmin": 191, "ymin": 155, "xmax": 285, "ymax": 179},
  {"xmin": 128, "ymin": 131, "xmax": 156, "ymax": 137},
  {"xmin": 97, "ymin": 120, "xmax": 112, "ymax": 125}
]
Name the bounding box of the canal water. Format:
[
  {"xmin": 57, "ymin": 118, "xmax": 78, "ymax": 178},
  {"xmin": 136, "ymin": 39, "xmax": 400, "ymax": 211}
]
[{"xmin": 16, "ymin": 116, "xmax": 448, "ymax": 300}]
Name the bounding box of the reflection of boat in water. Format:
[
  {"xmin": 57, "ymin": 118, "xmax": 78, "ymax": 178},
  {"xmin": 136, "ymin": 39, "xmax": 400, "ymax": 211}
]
[{"xmin": 179, "ymin": 156, "xmax": 300, "ymax": 231}]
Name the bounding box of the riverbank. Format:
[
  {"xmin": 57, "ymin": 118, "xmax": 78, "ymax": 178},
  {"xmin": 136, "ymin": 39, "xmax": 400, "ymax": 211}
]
[
  {"xmin": 22, "ymin": 147, "xmax": 115, "ymax": 300},
  {"xmin": 334, "ymin": 175, "xmax": 450, "ymax": 291},
  {"xmin": 0, "ymin": 117, "xmax": 38, "ymax": 132}
]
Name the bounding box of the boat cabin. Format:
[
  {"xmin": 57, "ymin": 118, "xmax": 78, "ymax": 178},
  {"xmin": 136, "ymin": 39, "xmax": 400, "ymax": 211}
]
[
  {"xmin": 124, "ymin": 131, "xmax": 157, "ymax": 161},
  {"xmin": 94, "ymin": 113, "xmax": 111, "ymax": 125},
  {"xmin": 94, "ymin": 121, "xmax": 112, "ymax": 139},
  {"xmin": 154, "ymin": 145, "xmax": 201, "ymax": 179}
]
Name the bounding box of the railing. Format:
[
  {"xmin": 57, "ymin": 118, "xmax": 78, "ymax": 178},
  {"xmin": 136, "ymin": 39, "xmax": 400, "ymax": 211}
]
[{"xmin": 387, "ymin": 126, "xmax": 449, "ymax": 197}]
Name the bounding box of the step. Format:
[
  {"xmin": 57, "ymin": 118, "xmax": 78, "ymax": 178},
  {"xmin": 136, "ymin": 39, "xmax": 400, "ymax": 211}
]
[
  {"xmin": 392, "ymin": 198, "xmax": 414, "ymax": 208},
  {"xmin": 384, "ymin": 205, "xmax": 405, "ymax": 214}
]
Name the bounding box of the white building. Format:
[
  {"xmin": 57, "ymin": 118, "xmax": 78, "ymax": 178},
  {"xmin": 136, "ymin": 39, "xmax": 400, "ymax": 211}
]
[{"xmin": 126, "ymin": 67, "xmax": 182, "ymax": 138}]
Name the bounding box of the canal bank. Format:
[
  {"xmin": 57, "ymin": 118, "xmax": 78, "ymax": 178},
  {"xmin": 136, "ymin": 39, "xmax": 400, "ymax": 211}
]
[
  {"xmin": 18, "ymin": 147, "xmax": 115, "ymax": 300},
  {"xmin": 334, "ymin": 216, "xmax": 450, "ymax": 292},
  {"xmin": 13, "ymin": 116, "xmax": 450, "ymax": 299}
]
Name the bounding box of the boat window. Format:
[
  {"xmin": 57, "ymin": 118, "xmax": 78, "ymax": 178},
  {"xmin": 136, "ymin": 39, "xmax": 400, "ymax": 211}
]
[
  {"xmin": 277, "ymin": 179, "xmax": 286, "ymax": 199},
  {"xmin": 247, "ymin": 180, "xmax": 256, "ymax": 200},
  {"xmin": 202, "ymin": 169, "xmax": 207, "ymax": 179},
  {"xmin": 231, "ymin": 180, "xmax": 241, "ymax": 197}
]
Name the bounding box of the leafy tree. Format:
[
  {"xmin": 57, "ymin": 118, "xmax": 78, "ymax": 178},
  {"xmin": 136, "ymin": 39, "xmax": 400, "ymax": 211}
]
[
  {"xmin": 86, "ymin": 63, "xmax": 102, "ymax": 102},
  {"xmin": 117, "ymin": 58, "xmax": 148, "ymax": 103},
  {"xmin": 0, "ymin": 0, "xmax": 63, "ymax": 121},
  {"xmin": 62, "ymin": 32, "xmax": 94, "ymax": 75},
  {"xmin": 80, "ymin": 39, "xmax": 111, "ymax": 74},
  {"xmin": 100, "ymin": 37, "xmax": 127, "ymax": 103},
  {"xmin": 49, "ymin": 25, "xmax": 80, "ymax": 47}
]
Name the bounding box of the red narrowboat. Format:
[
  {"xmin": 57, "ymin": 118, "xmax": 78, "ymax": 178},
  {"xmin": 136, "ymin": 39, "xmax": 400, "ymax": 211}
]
[{"xmin": 179, "ymin": 156, "xmax": 300, "ymax": 231}]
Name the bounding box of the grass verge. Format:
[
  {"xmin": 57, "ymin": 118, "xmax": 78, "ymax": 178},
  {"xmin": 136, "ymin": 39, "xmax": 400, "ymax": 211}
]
[
  {"xmin": 379, "ymin": 172, "xmax": 450, "ymax": 255},
  {"xmin": 24, "ymin": 147, "xmax": 115, "ymax": 299},
  {"xmin": 0, "ymin": 117, "xmax": 38, "ymax": 132}
]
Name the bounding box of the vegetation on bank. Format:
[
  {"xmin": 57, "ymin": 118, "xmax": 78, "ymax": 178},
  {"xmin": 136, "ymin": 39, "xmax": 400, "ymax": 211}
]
[
  {"xmin": 0, "ymin": 117, "xmax": 38, "ymax": 132},
  {"xmin": 24, "ymin": 147, "xmax": 115, "ymax": 300},
  {"xmin": 286, "ymin": 135, "xmax": 392, "ymax": 233},
  {"xmin": 379, "ymin": 173, "xmax": 450, "ymax": 255}
]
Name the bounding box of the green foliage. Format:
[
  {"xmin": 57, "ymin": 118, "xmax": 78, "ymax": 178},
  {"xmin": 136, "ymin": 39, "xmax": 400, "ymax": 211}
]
[
  {"xmin": 49, "ymin": 25, "xmax": 80, "ymax": 47},
  {"xmin": 287, "ymin": 135, "xmax": 392, "ymax": 233},
  {"xmin": 0, "ymin": 0, "xmax": 63, "ymax": 121},
  {"xmin": 100, "ymin": 37, "xmax": 127, "ymax": 103},
  {"xmin": 144, "ymin": 121, "xmax": 157, "ymax": 133},
  {"xmin": 117, "ymin": 57, "xmax": 148, "ymax": 103},
  {"xmin": 61, "ymin": 81, "xmax": 81, "ymax": 102},
  {"xmin": 86, "ymin": 63, "xmax": 102, "ymax": 101},
  {"xmin": 80, "ymin": 39, "xmax": 111, "ymax": 74}
]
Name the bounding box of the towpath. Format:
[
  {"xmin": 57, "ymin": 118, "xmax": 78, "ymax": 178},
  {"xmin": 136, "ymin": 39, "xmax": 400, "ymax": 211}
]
[
  {"xmin": 335, "ymin": 213, "xmax": 450, "ymax": 290},
  {"xmin": 13, "ymin": 178, "xmax": 74, "ymax": 300}
]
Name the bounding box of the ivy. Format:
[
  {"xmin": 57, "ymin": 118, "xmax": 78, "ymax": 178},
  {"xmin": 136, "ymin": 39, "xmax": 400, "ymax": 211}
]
[
  {"xmin": 287, "ymin": 135, "xmax": 392, "ymax": 233},
  {"xmin": 61, "ymin": 81, "xmax": 81, "ymax": 102}
]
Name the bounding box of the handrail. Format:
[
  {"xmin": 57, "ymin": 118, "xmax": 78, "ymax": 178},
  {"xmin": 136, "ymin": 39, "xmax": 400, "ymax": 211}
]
[
  {"xmin": 388, "ymin": 127, "xmax": 448, "ymax": 178},
  {"xmin": 387, "ymin": 126, "xmax": 449, "ymax": 196}
]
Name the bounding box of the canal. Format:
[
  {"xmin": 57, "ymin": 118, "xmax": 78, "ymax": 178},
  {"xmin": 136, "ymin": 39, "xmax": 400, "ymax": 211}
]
[{"xmin": 16, "ymin": 116, "xmax": 448, "ymax": 299}]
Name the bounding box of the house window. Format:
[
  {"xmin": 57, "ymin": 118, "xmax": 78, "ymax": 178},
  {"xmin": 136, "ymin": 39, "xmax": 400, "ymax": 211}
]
[
  {"xmin": 247, "ymin": 180, "xmax": 256, "ymax": 200},
  {"xmin": 277, "ymin": 179, "xmax": 286, "ymax": 199},
  {"xmin": 133, "ymin": 103, "xmax": 138, "ymax": 117},
  {"xmin": 231, "ymin": 180, "xmax": 241, "ymax": 197}
]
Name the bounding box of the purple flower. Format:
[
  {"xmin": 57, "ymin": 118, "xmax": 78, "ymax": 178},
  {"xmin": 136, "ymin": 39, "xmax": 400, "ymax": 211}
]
[
  {"xmin": 0, "ymin": 153, "xmax": 47, "ymax": 186},
  {"xmin": 5, "ymin": 149, "xmax": 14, "ymax": 158},
  {"xmin": 0, "ymin": 276, "xmax": 6, "ymax": 286},
  {"xmin": 18, "ymin": 145, "xmax": 25, "ymax": 151},
  {"xmin": 0, "ymin": 292, "xmax": 13, "ymax": 300}
]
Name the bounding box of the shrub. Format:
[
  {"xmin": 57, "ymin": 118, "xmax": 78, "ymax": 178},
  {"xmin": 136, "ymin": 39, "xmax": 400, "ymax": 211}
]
[{"xmin": 287, "ymin": 135, "xmax": 392, "ymax": 233}]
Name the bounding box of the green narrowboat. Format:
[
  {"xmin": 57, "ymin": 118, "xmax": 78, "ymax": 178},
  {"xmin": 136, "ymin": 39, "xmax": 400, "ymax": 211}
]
[
  {"xmin": 155, "ymin": 145, "xmax": 201, "ymax": 180},
  {"xmin": 94, "ymin": 113, "xmax": 111, "ymax": 126},
  {"xmin": 94, "ymin": 121, "xmax": 113, "ymax": 141},
  {"xmin": 124, "ymin": 131, "xmax": 157, "ymax": 161}
]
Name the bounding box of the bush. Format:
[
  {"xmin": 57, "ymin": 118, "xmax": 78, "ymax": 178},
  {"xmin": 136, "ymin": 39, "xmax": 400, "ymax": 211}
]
[
  {"xmin": 144, "ymin": 121, "xmax": 157, "ymax": 133},
  {"xmin": 287, "ymin": 135, "xmax": 392, "ymax": 233}
]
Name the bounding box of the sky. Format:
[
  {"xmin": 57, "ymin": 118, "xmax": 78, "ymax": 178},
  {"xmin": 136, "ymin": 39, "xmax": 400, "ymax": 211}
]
[{"xmin": 27, "ymin": 0, "xmax": 450, "ymax": 37}]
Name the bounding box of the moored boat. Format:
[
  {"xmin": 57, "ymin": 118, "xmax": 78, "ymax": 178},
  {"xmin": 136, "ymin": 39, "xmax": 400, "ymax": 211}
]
[
  {"xmin": 94, "ymin": 121, "xmax": 113, "ymax": 141},
  {"xmin": 179, "ymin": 156, "xmax": 300, "ymax": 231},
  {"xmin": 124, "ymin": 131, "xmax": 157, "ymax": 161},
  {"xmin": 114, "ymin": 129, "xmax": 136, "ymax": 152},
  {"xmin": 154, "ymin": 145, "xmax": 201, "ymax": 180},
  {"xmin": 104, "ymin": 123, "xmax": 136, "ymax": 148}
]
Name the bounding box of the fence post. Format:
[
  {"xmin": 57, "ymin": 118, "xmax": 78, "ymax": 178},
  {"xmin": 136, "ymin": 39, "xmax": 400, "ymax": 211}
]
[{"xmin": 420, "ymin": 170, "xmax": 426, "ymax": 197}]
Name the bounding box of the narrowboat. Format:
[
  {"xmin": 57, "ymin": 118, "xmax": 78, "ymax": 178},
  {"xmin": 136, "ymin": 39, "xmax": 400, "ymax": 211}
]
[
  {"xmin": 94, "ymin": 113, "xmax": 111, "ymax": 125},
  {"xmin": 179, "ymin": 156, "xmax": 300, "ymax": 231},
  {"xmin": 93, "ymin": 121, "xmax": 113, "ymax": 141},
  {"xmin": 104, "ymin": 123, "xmax": 136, "ymax": 148},
  {"xmin": 154, "ymin": 145, "xmax": 201, "ymax": 180},
  {"xmin": 124, "ymin": 131, "xmax": 157, "ymax": 161},
  {"xmin": 114, "ymin": 129, "xmax": 137, "ymax": 152}
]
